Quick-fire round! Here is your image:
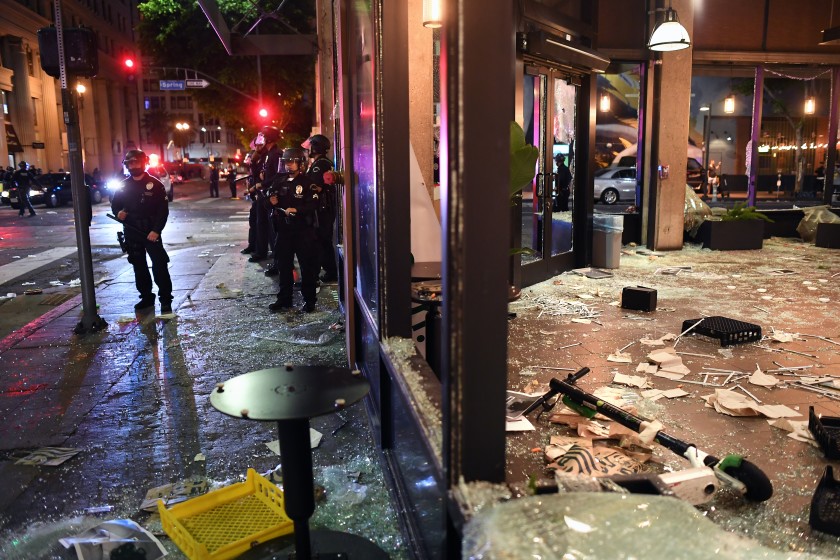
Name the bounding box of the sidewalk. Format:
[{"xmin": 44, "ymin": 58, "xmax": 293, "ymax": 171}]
[{"xmin": 0, "ymin": 244, "xmax": 404, "ymax": 558}]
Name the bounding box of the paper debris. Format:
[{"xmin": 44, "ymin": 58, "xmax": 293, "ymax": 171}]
[
  {"xmin": 659, "ymin": 363, "xmax": 691, "ymax": 376},
  {"xmin": 661, "ymin": 388, "xmax": 689, "ymax": 399},
  {"xmin": 193, "ymin": 453, "xmax": 206, "ymax": 462},
  {"xmin": 638, "ymin": 420, "xmax": 663, "ymax": 444},
  {"xmin": 767, "ymin": 418, "xmax": 818, "ymax": 446},
  {"xmin": 641, "ymin": 389, "xmax": 664, "ymax": 401},
  {"xmin": 749, "ymin": 368, "xmax": 779, "ymax": 387},
  {"xmin": 553, "ymin": 445, "xmax": 644, "ymax": 476},
  {"xmin": 571, "ymin": 318, "xmax": 592, "ymax": 324},
  {"xmin": 140, "ymin": 476, "xmax": 208, "ymax": 511},
  {"xmin": 613, "ymin": 373, "xmax": 647, "ymax": 388},
  {"xmin": 654, "ymin": 370, "xmax": 686, "ymax": 381},
  {"xmin": 640, "ymin": 333, "xmax": 677, "ymax": 346},
  {"xmin": 703, "ymin": 389, "xmax": 761, "ymax": 416},
  {"xmin": 756, "ymin": 404, "xmax": 800, "ymax": 419},
  {"xmin": 770, "ymin": 331, "xmax": 796, "ymax": 343},
  {"xmin": 266, "ymin": 429, "xmax": 323, "ymax": 454},
  {"xmin": 15, "ymin": 447, "xmax": 79, "ymax": 466},
  {"xmin": 607, "ymin": 351, "xmax": 633, "ymax": 363}
]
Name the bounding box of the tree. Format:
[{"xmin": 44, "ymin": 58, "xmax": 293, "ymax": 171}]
[
  {"xmin": 137, "ymin": 0, "xmax": 316, "ymax": 148},
  {"xmin": 142, "ymin": 108, "xmax": 171, "ymax": 157}
]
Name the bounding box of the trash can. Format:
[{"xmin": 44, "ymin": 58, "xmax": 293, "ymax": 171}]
[{"xmin": 592, "ymin": 214, "xmax": 623, "ymax": 269}]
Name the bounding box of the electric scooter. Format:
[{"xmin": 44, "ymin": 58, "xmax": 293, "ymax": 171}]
[{"xmin": 523, "ymin": 367, "xmax": 774, "ymax": 502}]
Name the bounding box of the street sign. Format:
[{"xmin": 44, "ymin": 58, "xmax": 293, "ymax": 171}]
[
  {"xmin": 32, "ymin": 142, "xmax": 45, "ymax": 149},
  {"xmin": 185, "ymin": 79, "xmax": 210, "ymax": 89},
  {"xmin": 159, "ymin": 80, "xmax": 185, "ymax": 91}
]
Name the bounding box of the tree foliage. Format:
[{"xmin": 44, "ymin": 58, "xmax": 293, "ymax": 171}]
[{"xmin": 137, "ymin": 0, "xmax": 317, "ymax": 149}]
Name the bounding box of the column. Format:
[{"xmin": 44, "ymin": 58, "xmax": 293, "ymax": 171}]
[{"xmin": 650, "ymin": 0, "xmax": 694, "ymax": 250}]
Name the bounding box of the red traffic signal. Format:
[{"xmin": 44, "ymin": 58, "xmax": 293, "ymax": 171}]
[
  {"xmin": 258, "ymin": 107, "xmax": 268, "ymax": 118},
  {"xmin": 124, "ymin": 58, "xmax": 135, "ymax": 69}
]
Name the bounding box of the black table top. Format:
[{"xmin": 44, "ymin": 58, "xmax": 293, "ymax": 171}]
[{"xmin": 210, "ymin": 366, "xmax": 370, "ymax": 421}]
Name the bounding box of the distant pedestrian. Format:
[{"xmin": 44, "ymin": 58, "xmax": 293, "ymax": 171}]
[
  {"xmin": 209, "ymin": 165, "xmax": 219, "ymax": 198},
  {"xmin": 111, "ymin": 149, "xmax": 173, "ymax": 314},
  {"xmin": 228, "ymin": 165, "xmax": 237, "ymax": 198},
  {"xmin": 12, "ymin": 161, "xmax": 40, "ymax": 217},
  {"xmin": 553, "ymin": 154, "xmax": 572, "ymax": 211}
]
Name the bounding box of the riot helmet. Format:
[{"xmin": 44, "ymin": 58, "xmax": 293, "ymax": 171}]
[
  {"xmin": 18, "ymin": 161, "xmax": 28, "ymax": 170},
  {"xmin": 123, "ymin": 149, "xmax": 149, "ymax": 177},
  {"xmin": 283, "ymin": 147, "xmax": 306, "ymax": 176},
  {"xmin": 302, "ymin": 134, "xmax": 330, "ymax": 156},
  {"xmin": 256, "ymin": 126, "xmax": 280, "ymax": 146}
]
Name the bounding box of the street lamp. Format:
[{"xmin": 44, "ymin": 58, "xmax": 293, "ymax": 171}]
[{"xmin": 175, "ymin": 122, "xmax": 190, "ymax": 161}]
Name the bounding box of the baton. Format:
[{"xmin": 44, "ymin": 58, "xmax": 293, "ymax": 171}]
[{"xmin": 106, "ymin": 213, "xmax": 160, "ymax": 242}]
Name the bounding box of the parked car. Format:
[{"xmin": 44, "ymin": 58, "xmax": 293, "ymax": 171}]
[
  {"xmin": 147, "ymin": 165, "xmax": 174, "ymax": 201},
  {"xmin": 107, "ymin": 165, "xmax": 173, "ymax": 201},
  {"xmin": 613, "ymin": 156, "xmax": 704, "ymax": 191},
  {"xmin": 594, "ymin": 166, "xmax": 636, "ymax": 204},
  {"xmin": 6, "ymin": 172, "xmax": 105, "ymax": 209}
]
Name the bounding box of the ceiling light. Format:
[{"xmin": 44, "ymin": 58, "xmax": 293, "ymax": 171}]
[{"xmin": 648, "ymin": 7, "xmax": 691, "ymax": 52}]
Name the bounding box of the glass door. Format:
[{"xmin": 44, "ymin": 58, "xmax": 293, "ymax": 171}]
[{"xmin": 520, "ymin": 66, "xmax": 579, "ymax": 286}]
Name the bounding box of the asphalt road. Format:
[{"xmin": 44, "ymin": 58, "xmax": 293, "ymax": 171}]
[{"xmin": 0, "ymin": 179, "xmax": 251, "ymax": 339}]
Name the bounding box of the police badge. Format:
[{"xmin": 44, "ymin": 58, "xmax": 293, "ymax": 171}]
[{"xmin": 146, "ymin": 182, "xmax": 154, "ymax": 190}]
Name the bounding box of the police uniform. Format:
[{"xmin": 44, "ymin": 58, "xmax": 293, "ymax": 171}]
[
  {"xmin": 111, "ymin": 172, "xmax": 173, "ymax": 308},
  {"xmin": 307, "ymin": 155, "xmax": 338, "ymax": 281},
  {"xmin": 245, "ymin": 149, "xmax": 266, "ymax": 255},
  {"xmin": 12, "ymin": 165, "xmax": 40, "ymax": 216},
  {"xmin": 268, "ymin": 173, "xmax": 319, "ymax": 311}
]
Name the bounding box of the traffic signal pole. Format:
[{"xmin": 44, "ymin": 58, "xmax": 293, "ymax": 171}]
[{"xmin": 54, "ymin": 0, "xmax": 106, "ymax": 334}]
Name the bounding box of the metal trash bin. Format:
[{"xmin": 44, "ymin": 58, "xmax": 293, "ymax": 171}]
[{"xmin": 592, "ymin": 215, "xmax": 624, "ymax": 269}]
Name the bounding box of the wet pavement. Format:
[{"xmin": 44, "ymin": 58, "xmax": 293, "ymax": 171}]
[{"xmin": 0, "ymin": 243, "xmax": 404, "ymax": 559}]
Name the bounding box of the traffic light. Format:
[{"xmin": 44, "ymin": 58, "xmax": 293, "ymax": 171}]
[
  {"xmin": 37, "ymin": 27, "xmax": 99, "ymax": 79},
  {"xmin": 124, "ymin": 57, "xmax": 137, "ymax": 81},
  {"xmin": 258, "ymin": 107, "xmax": 268, "ymax": 119}
]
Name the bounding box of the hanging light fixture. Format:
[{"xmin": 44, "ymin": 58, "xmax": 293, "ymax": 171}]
[
  {"xmin": 422, "ymin": 0, "xmax": 442, "ymax": 28},
  {"xmin": 804, "ymin": 96, "xmax": 816, "ymax": 115},
  {"xmin": 648, "ymin": 5, "xmax": 691, "ymax": 51},
  {"xmin": 724, "ymin": 95, "xmax": 735, "ymax": 114},
  {"xmin": 599, "ymin": 94, "xmax": 611, "ymax": 113}
]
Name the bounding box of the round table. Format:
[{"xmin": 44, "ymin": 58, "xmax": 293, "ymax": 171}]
[{"xmin": 210, "ymin": 365, "xmax": 388, "ymax": 559}]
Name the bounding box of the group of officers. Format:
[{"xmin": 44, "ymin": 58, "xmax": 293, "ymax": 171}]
[{"xmin": 240, "ymin": 125, "xmax": 337, "ymax": 314}]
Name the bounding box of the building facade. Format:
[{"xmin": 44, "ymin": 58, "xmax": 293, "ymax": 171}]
[{"xmin": 1, "ymin": 0, "xmax": 143, "ymax": 176}]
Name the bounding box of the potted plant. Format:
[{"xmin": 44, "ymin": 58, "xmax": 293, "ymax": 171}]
[
  {"xmin": 697, "ymin": 202, "xmax": 773, "ymax": 250},
  {"xmin": 508, "ymin": 122, "xmax": 539, "ymax": 298}
]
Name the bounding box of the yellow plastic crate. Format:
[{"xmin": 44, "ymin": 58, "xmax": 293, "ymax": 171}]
[{"xmin": 158, "ymin": 468, "xmax": 294, "ymax": 560}]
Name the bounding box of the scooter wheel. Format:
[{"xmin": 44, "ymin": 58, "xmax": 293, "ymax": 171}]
[{"xmin": 723, "ymin": 459, "xmax": 773, "ymax": 502}]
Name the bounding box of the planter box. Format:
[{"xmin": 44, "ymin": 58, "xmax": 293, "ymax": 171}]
[
  {"xmin": 816, "ymin": 222, "xmax": 840, "ymax": 248},
  {"xmin": 698, "ymin": 219, "xmax": 765, "ymax": 250}
]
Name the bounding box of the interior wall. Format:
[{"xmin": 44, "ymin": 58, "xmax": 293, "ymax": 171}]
[{"xmin": 407, "ymin": 0, "xmax": 437, "ymax": 217}]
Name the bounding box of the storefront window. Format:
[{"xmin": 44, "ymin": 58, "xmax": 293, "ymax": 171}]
[
  {"xmin": 691, "ymin": 68, "xmax": 832, "ymax": 206},
  {"xmin": 351, "ymin": 0, "xmax": 379, "ymax": 319},
  {"xmin": 595, "ymin": 63, "xmax": 642, "ymax": 171}
]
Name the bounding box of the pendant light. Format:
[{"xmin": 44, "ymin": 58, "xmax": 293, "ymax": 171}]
[
  {"xmin": 648, "ymin": 4, "xmax": 691, "ymax": 52},
  {"xmin": 423, "ymin": 0, "xmax": 442, "ymax": 28}
]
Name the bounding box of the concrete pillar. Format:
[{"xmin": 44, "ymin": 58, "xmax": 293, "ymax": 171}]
[
  {"xmin": 650, "ymin": 0, "xmax": 693, "ymax": 250},
  {"xmin": 6, "ymin": 37, "xmax": 36, "ymax": 166},
  {"xmin": 407, "ymin": 0, "xmax": 436, "ymax": 214},
  {"xmin": 93, "ymin": 79, "xmax": 117, "ymax": 175},
  {"xmin": 39, "ymin": 77, "xmax": 63, "ymax": 172}
]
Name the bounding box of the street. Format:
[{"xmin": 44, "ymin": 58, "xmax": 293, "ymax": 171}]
[{"xmin": 0, "ymin": 180, "xmax": 252, "ymax": 338}]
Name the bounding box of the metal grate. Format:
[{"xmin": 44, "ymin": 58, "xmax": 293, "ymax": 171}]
[{"xmin": 39, "ymin": 293, "xmax": 75, "ymax": 306}]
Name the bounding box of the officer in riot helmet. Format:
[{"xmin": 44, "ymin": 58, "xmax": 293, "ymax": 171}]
[
  {"xmin": 12, "ymin": 161, "xmax": 41, "ymax": 217},
  {"xmin": 302, "ymin": 134, "xmax": 337, "ymax": 282},
  {"xmin": 266, "ymin": 147, "xmax": 320, "ymax": 313},
  {"xmin": 111, "ymin": 149, "xmax": 173, "ymax": 313},
  {"xmin": 259, "ymin": 126, "xmax": 285, "ymax": 275}
]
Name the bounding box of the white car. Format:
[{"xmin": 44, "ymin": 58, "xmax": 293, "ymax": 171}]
[{"xmin": 594, "ymin": 166, "xmax": 636, "ymax": 205}]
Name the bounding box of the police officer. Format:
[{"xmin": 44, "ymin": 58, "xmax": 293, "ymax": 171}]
[
  {"xmin": 303, "ymin": 134, "xmax": 338, "ymax": 282},
  {"xmin": 111, "ymin": 150, "xmax": 173, "ymax": 313},
  {"xmin": 241, "ymin": 140, "xmax": 267, "ymax": 255},
  {"xmin": 12, "ymin": 161, "xmax": 40, "ymax": 217},
  {"xmin": 260, "ymin": 126, "xmax": 285, "ymax": 276},
  {"xmin": 267, "ymin": 147, "xmax": 319, "ymax": 313}
]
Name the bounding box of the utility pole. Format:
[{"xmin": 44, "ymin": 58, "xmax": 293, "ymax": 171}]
[{"xmin": 54, "ymin": 0, "xmax": 106, "ymax": 334}]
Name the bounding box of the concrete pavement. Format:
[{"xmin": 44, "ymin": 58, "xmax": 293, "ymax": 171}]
[{"xmin": 0, "ymin": 239, "xmax": 403, "ymax": 558}]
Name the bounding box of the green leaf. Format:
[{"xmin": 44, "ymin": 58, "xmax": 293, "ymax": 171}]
[{"xmin": 509, "ymin": 122, "xmax": 539, "ymax": 198}]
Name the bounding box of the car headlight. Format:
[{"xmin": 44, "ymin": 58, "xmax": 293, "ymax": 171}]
[
  {"xmin": 30, "ymin": 189, "xmax": 41, "ymax": 197},
  {"xmin": 106, "ymin": 179, "xmax": 123, "ymax": 192},
  {"xmin": 1, "ymin": 191, "xmax": 8, "ymax": 199}
]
